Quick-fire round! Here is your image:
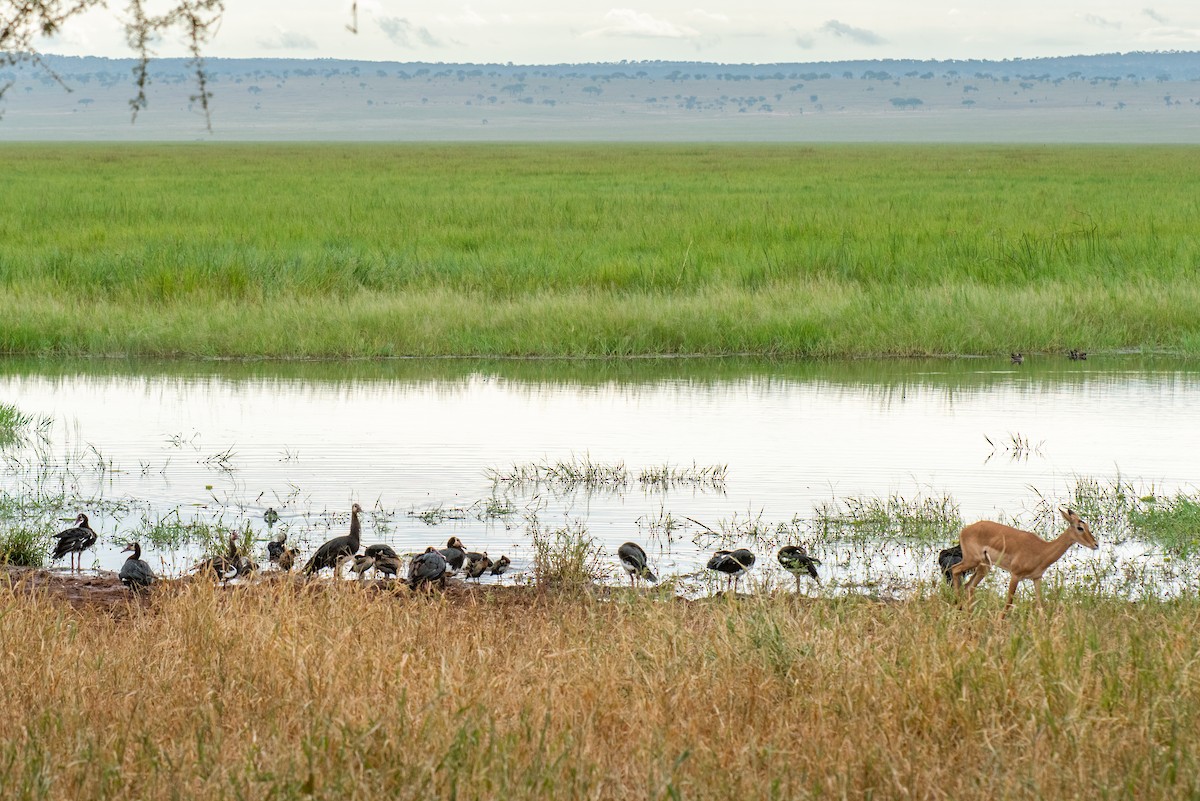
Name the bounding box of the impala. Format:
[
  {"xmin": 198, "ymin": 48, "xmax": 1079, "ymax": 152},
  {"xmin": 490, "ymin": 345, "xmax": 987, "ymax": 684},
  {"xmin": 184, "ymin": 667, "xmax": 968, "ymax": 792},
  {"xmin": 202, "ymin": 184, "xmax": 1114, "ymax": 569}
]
[{"xmin": 950, "ymin": 507, "xmax": 1097, "ymax": 615}]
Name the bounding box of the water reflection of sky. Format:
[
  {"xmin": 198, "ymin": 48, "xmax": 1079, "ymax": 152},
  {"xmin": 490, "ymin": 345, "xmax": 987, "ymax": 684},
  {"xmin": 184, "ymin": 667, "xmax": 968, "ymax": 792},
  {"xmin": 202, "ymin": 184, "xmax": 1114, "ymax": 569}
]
[{"xmin": 2, "ymin": 358, "xmax": 1197, "ymax": 593}]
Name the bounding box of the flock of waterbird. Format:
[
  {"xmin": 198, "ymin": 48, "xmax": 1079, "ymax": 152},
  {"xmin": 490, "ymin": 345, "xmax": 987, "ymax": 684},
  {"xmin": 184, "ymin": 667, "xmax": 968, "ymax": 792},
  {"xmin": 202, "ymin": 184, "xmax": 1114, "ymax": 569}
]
[{"xmin": 49, "ymin": 502, "xmax": 1099, "ymax": 612}]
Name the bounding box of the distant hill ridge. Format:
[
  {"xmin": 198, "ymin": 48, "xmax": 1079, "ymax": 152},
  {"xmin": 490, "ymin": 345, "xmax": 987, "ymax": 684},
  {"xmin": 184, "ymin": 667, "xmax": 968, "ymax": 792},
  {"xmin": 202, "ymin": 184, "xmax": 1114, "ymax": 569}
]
[
  {"xmin": 3, "ymin": 51, "xmax": 1199, "ymax": 142},
  {"xmin": 19, "ymin": 50, "xmax": 1200, "ymax": 80}
]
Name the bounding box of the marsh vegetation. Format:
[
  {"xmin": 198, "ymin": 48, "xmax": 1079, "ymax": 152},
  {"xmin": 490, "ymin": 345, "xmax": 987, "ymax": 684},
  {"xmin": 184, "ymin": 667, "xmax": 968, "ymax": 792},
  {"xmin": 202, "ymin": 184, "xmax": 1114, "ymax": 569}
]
[{"xmin": 3, "ymin": 144, "xmax": 1200, "ymax": 358}]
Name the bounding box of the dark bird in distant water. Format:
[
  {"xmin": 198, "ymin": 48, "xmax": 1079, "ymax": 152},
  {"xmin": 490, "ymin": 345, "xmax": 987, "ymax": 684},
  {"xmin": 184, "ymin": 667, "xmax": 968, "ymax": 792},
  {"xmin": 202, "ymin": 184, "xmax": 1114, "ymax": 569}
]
[
  {"xmin": 463, "ymin": 551, "xmax": 493, "ymax": 581},
  {"xmin": 617, "ymin": 542, "xmax": 657, "ymax": 587},
  {"xmin": 409, "ymin": 546, "xmax": 448, "ymax": 590},
  {"xmin": 938, "ymin": 544, "xmax": 963, "ymax": 584},
  {"xmin": 490, "ymin": 555, "xmax": 511, "ymax": 577},
  {"xmin": 438, "ymin": 537, "xmax": 466, "ymax": 571},
  {"xmin": 364, "ymin": 544, "xmax": 402, "ymax": 579},
  {"xmin": 263, "ymin": 507, "xmax": 280, "ymax": 526},
  {"xmin": 1010, "ymin": 352, "xmax": 1024, "ymax": 365},
  {"xmin": 1068, "ymin": 349, "xmax": 1087, "ymax": 361},
  {"xmin": 303, "ymin": 503, "xmax": 363, "ymax": 577},
  {"xmin": 707, "ymin": 548, "xmax": 755, "ymax": 592},
  {"xmin": 777, "ymin": 545, "xmax": 821, "ymax": 591},
  {"xmin": 52, "ymin": 513, "xmax": 97, "ymax": 573},
  {"xmin": 119, "ymin": 542, "xmax": 155, "ymax": 590}
]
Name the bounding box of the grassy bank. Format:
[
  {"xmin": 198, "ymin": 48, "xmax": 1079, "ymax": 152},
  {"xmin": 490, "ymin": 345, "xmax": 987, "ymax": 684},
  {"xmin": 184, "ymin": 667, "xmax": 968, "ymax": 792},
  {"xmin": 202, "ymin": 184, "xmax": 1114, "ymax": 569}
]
[
  {"xmin": 2, "ymin": 578, "xmax": 1198, "ymax": 799},
  {"xmin": 3, "ymin": 143, "xmax": 1200, "ymax": 358}
]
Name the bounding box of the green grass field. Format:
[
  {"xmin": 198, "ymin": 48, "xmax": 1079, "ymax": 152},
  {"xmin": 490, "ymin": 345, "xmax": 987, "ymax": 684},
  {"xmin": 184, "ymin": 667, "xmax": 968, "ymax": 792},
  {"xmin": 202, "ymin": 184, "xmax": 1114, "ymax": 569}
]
[{"xmin": 3, "ymin": 143, "xmax": 1200, "ymax": 358}]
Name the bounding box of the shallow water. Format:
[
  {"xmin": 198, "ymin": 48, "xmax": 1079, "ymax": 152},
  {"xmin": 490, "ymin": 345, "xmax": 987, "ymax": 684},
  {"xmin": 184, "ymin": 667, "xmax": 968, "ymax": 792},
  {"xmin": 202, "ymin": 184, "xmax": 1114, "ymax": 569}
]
[{"xmin": 2, "ymin": 355, "xmax": 1196, "ymax": 597}]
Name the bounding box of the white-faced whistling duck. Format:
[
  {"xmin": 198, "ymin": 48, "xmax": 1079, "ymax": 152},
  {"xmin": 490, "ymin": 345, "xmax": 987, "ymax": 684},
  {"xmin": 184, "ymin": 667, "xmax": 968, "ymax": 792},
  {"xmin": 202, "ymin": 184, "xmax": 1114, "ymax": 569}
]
[
  {"xmin": 463, "ymin": 551, "xmax": 492, "ymax": 581},
  {"xmin": 191, "ymin": 533, "xmax": 239, "ymax": 581},
  {"xmin": 364, "ymin": 544, "xmax": 401, "ymax": 578}
]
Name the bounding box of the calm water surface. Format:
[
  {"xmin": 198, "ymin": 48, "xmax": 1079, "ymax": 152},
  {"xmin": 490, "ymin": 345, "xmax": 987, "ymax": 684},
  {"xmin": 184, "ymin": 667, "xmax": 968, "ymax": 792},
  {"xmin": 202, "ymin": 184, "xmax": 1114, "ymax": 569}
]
[{"xmin": 2, "ymin": 356, "xmax": 1196, "ymax": 596}]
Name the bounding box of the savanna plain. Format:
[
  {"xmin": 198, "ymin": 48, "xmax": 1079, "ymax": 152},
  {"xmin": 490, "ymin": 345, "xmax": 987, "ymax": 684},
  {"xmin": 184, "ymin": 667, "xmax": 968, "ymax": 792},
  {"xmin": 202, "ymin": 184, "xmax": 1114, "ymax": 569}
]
[{"xmin": 3, "ymin": 143, "xmax": 1200, "ymax": 800}]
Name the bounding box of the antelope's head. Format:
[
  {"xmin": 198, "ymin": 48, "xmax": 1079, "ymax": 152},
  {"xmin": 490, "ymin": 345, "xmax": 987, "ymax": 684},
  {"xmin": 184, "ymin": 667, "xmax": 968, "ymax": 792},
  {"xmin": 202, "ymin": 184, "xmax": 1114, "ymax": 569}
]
[{"xmin": 1060, "ymin": 507, "xmax": 1098, "ymax": 550}]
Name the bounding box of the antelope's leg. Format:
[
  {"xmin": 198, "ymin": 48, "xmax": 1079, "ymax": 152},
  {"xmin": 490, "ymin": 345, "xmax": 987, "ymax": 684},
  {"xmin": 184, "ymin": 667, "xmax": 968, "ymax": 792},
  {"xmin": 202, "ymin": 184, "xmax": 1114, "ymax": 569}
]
[
  {"xmin": 964, "ymin": 563, "xmax": 989, "ymax": 605},
  {"xmin": 1002, "ymin": 575, "xmax": 1021, "ymax": 617}
]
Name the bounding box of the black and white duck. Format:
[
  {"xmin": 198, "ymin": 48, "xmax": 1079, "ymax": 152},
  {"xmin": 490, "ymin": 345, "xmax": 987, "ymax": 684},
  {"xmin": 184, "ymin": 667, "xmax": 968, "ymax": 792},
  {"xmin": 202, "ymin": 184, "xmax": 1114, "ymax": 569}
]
[
  {"xmin": 777, "ymin": 545, "xmax": 821, "ymax": 591},
  {"xmin": 51, "ymin": 513, "xmax": 98, "ymax": 573},
  {"xmin": 617, "ymin": 541, "xmax": 657, "ymax": 587},
  {"xmin": 707, "ymin": 548, "xmax": 755, "ymax": 592}
]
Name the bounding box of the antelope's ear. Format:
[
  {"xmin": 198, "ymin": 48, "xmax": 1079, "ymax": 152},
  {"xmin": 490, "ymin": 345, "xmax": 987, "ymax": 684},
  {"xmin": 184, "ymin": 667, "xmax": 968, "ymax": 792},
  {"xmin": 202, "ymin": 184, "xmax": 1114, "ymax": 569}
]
[{"xmin": 1059, "ymin": 507, "xmax": 1073, "ymax": 522}]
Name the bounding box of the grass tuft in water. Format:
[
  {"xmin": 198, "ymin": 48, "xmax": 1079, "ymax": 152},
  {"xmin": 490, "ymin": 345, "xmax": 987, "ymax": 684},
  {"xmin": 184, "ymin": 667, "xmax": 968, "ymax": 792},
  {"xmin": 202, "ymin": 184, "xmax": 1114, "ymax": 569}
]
[
  {"xmin": 0, "ymin": 524, "xmax": 51, "ymax": 567},
  {"xmin": 813, "ymin": 493, "xmax": 962, "ymax": 543},
  {"xmin": 529, "ymin": 516, "xmax": 607, "ymax": 592},
  {"xmin": 1130, "ymin": 493, "xmax": 1200, "ymax": 556},
  {"xmin": 488, "ymin": 455, "xmax": 629, "ymax": 490},
  {"xmin": 0, "ymin": 403, "xmax": 51, "ymax": 449}
]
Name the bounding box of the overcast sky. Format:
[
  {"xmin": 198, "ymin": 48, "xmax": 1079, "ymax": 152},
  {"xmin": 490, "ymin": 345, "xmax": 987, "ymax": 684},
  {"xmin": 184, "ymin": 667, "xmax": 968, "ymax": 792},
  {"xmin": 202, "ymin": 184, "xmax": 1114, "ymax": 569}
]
[{"xmin": 40, "ymin": 1, "xmax": 1200, "ymax": 64}]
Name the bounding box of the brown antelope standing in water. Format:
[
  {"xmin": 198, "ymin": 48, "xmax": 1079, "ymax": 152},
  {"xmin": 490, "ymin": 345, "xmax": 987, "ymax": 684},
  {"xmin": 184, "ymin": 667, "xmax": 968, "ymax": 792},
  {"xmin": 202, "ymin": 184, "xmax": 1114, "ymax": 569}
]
[{"xmin": 950, "ymin": 507, "xmax": 1097, "ymax": 616}]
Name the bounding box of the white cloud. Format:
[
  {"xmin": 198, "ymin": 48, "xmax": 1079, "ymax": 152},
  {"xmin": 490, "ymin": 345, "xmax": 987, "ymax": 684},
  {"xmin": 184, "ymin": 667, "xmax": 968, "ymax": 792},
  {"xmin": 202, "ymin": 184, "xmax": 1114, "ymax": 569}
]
[
  {"xmin": 256, "ymin": 26, "xmax": 318, "ymax": 49},
  {"xmin": 436, "ymin": 5, "xmax": 489, "ymax": 27},
  {"xmin": 688, "ymin": 9, "xmax": 730, "ymax": 24},
  {"xmin": 821, "ymin": 20, "xmax": 887, "ymax": 46},
  {"xmin": 1139, "ymin": 24, "xmax": 1200, "ymax": 44},
  {"xmin": 582, "ymin": 9, "xmax": 700, "ymax": 39},
  {"xmin": 1081, "ymin": 13, "xmax": 1120, "ymax": 29},
  {"xmin": 377, "ymin": 16, "xmax": 444, "ymax": 48}
]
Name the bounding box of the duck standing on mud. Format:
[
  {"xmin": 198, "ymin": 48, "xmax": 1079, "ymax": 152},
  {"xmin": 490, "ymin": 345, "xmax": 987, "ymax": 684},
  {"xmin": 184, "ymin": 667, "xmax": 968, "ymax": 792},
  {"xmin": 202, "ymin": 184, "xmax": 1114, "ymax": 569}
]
[
  {"xmin": 267, "ymin": 529, "xmax": 288, "ymax": 564},
  {"xmin": 278, "ymin": 545, "xmax": 296, "ymax": 572},
  {"xmin": 618, "ymin": 542, "xmax": 657, "ymax": 588},
  {"xmin": 364, "ymin": 544, "xmax": 402, "ymax": 578},
  {"xmin": 52, "ymin": 513, "xmax": 97, "ymax": 573},
  {"xmin": 191, "ymin": 533, "xmax": 240, "ymax": 581},
  {"xmin": 119, "ymin": 542, "xmax": 156, "ymax": 590},
  {"xmin": 351, "ymin": 553, "xmax": 375, "ymax": 580},
  {"xmin": 303, "ymin": 503, "xmax": 363, "ymax": 577},
  {"xmin": 438, "ymin": 537, "xmax": 467, "ymax": 571},
  {"xmin": 463, "ymin": 551, "xmax": 493, "ymax": 581},
  {"xmin": 490, "ymin": 555, "xmax": 511, "ymax": 577},
  {"xmin": 409, "ymin": 547, "xmax": 448, "ymax": 590}
]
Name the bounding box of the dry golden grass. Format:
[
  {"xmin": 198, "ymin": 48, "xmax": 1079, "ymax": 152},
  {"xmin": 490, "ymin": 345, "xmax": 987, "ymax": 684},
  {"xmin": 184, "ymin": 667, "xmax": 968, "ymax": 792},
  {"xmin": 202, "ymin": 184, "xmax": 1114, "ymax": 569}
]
[{"xmin": 1, "ymin": 576, "xmax": 1198, "ymax": 800}]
